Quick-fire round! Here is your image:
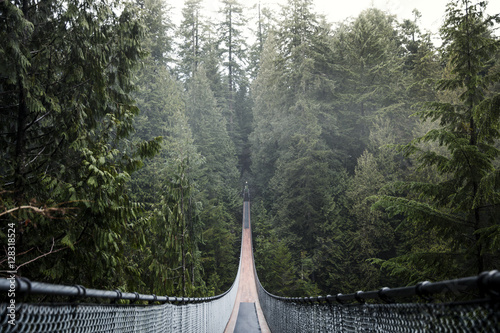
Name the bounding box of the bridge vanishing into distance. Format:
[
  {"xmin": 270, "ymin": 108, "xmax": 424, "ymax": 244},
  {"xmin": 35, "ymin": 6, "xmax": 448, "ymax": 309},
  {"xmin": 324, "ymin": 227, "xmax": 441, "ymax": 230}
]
[{"xmin": 1, "ymin": 187, "xmax": 500, "ymax": 332}]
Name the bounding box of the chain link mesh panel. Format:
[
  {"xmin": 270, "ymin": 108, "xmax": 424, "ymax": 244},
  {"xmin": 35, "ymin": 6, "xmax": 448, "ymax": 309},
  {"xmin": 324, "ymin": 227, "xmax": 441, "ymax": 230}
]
[
  {"xmin": 257, "ymin": 284, "xmax": 500, "ymax": 333},
  {"xmin": 0, "ymin": 267, "xmax": 239, "ymax": 333},
  {"xmin": 0, "ymin": 299, "xmax": 227, "ymax": 333}
]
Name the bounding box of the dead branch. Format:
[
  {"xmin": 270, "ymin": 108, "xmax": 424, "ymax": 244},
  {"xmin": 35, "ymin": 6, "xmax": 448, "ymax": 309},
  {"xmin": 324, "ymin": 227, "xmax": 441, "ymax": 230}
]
[
  {"xmin": 0, "ymin": 247, "xmax": 35, "ymax": 265},
  {"xmin": 0, "ymin": 202, "xmax": 81, "ymax": 219},
  {"xmin": 15, "ymin": 238, "xmax": 70, "ymax": 271},
  {"xmin": 0, "ymin": 205, "xmax": 47, "ymax": 217}
]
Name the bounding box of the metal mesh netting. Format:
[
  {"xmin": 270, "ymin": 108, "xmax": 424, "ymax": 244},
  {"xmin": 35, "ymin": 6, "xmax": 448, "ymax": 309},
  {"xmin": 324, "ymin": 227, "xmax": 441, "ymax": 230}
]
[
  {"xmin": 257, "ymin": 288, "xmax": 500, "ymax": 333},
  {"xmin": 0, "ymin": 301, "xmax": 223, "ymax": 332},
  {"xmin": 0, "ymin": 267, "xmax": 240, "ymax": 333},
  {"xmin": 0, "ymin": 291, "xmax": 236, "ymax": 333}
]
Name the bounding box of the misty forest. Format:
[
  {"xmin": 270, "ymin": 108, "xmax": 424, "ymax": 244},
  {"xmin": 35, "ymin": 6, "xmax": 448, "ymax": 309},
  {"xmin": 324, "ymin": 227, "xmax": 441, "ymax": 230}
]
[{"xmin": 1, "ymin": 0, "xmax": 500, "ymax": 298}]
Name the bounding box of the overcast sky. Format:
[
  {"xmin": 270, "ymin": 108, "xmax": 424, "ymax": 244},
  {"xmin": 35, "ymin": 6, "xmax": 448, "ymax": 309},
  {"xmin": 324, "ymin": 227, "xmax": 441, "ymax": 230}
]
[
  {"xmin": 313, "ymin": 0, "xmax": 500, "ymax": 32},
  {"xmin": 171, "ymin": 0, "xmax": 500, "ymax": 41}
]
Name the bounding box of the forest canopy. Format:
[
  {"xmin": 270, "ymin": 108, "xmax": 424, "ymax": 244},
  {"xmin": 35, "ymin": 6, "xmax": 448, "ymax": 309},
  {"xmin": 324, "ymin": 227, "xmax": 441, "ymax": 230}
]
[{"xmin": 1, "ymin": 0, "xmax": 499, "ymax": 297}]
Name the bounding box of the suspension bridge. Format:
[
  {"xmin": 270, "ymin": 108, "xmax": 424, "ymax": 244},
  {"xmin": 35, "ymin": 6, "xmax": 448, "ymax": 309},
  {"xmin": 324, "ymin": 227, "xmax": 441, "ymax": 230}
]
[{"xmin": 1, "ymin": 186, "xmax": 499, "ymax": 332}]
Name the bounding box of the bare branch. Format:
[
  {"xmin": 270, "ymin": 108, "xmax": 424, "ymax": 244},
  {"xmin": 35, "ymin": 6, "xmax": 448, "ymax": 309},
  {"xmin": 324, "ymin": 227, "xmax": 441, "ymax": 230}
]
[
  {"xmin": 0, "ymin": 205, "xmax": 46, "ymax": 217},
  {"xmin": 0, "ymin": 202, "xmax": 82, "ymax": 218},
  {"xmin": 16, "ymin": 238, "xmax": 70, "ymax": 271},
  {"xmin": 0, "ymin": 247, "xmax": 35, "ymax": 265}
]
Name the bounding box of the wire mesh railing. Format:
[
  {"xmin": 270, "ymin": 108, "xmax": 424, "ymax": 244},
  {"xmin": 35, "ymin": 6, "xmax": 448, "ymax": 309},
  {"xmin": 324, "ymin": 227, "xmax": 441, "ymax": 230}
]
[
  {"xmin": 0, "ymin": 266, "xmax": 240, "ymax": 333},
  {"xmin": 256, "ymin": 269, "xmax": 500, "ymax": 332}
]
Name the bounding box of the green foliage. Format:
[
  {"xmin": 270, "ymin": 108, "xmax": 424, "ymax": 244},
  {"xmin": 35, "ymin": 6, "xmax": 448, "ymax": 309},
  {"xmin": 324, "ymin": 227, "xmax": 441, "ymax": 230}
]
[
  {"xmin": 330, "ymin": 8, "xmax": 407, "ymax": 169},
  {"xmin": 127, "ymin": 0, "xmax": 242, "ymax": 297},
  {"xmin": 160, "ymin": 159, "xmax": 201, "ymax": 296},
  {"xmin": 0, "ymin": 0, "xmax": 159, "ymax": 289},
  {"xmin": 129, "ymin": 55, "xmax": 188, "ymax": 206},
  {"xmin": 372, "ymin": 0, "xmax": 500, "ymax": 280},
  {"xmin": 216, "ymin": 0, "xmax": 253, "ymax": 178},
  {"xmin": 134, "ymin": 0, "xmax": 174, "ymax": 65},
  {"xmin": 186, "ymin": 67, "xmax": 239, "ymax": 200},
  {"xmin": 217, "ymin": 0, "xmax": 248, "ymax": 94},
  {"xmin": 247, "ymin": 3, "xmax": 276, "ymax": 80},
  {"xmin": 253, "ymin": 200, "xmax": 319, "ymax": 296},
  {"xmin": 251, "ymin": 0, "xmax": 352, "ymax": 294},
  {"xmin": 199, "ymin": 201, "xmax": 238, "ymax": 294}
]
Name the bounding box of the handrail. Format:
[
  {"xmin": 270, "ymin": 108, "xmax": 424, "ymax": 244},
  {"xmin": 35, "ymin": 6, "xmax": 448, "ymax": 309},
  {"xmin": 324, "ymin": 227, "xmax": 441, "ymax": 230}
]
[
  {"xmin": 257, "ymin": 270, "xmax": 500, "ymax": 304},
  {"xmin": 0, "ymin": 276, "xmax": 234, "ymax": 304},
  {"xmin": 7, "ymin": 270, "xmax": 498, "ymax": 305}
]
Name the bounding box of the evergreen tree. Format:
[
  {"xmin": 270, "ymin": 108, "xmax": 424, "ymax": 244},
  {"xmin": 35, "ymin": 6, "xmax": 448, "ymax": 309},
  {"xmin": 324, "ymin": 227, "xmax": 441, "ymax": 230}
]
[
  {"xmin": 130, "ymin": 0, "xmax": 184, "ymax": 213},
  {"xmin": 217, "ymin": 0, "xmax": 251, "ymax": 177},
  {"xmin": 344, "ymin": 126, "xmax": 403, "ymax": 290},
  {"xmin": 249, "ymin": 34, "xmax": 282, "ymax": 198},
  {"xmin": 217, "ymin": 0, "xmax": 248, "ymax": 116},
  {"xmin": 199, "ymin": 201, "xmax": 238, "ymax": 294},
  {"xmin": 177, "ymin": 0, "xmax": 206, "ymax": 83},
  {"xmin": 247, "ymin": 3, "xmax": 276, "ymax": 80},
  {"xmin": 251, "ymin": 0, "xmax": 336, "ymax": 196},
  {"xmin": 250, "ymin": 0, "xmax": 345, "ymax": 292},
  {"xmin": 184, "ymin": 67, "xmax": 241, "ymax": 293},
  {"xmin": 158, "ymin": 158, "xmax": 202, "ymax": 296},
  {"xmin": 186, "ymin": 67, "xmax": 239, "ymax": 201},
  {"xmin": 253, "ymin": 200, "xmax": 318, "ymax": 296},
  {"xmin": 312, "ymin": 170, "xmax": 353, "ymax": 292},
  {"xmin": 331, "ymin": 8, "xmax": 405, "ymax": 171},
  {"xmin": 138, "ymin": 0, "xmax": 173, "ymax": 64},
  {"xmin": 202, "ymin": 37, "xmax": 228, "ymax": 116},
  {"xmin": 374, "ymin": 0, "xmax": 500, "ymax": 280},
  {"xmin": 0, "ymin": 0, "xmax": 158, "ymax": 288}
]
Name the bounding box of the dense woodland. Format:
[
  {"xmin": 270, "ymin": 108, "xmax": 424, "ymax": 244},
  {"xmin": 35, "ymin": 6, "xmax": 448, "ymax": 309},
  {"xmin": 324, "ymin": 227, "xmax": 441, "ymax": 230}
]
[{"xmin": 1, "ymin": 0, "xmax": 500, "ymax": 298}]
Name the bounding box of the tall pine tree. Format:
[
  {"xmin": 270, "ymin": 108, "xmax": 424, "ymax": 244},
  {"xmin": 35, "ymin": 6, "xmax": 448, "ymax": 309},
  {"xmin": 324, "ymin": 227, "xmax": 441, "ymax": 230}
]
[{"xmin": 374, "ymin": 0, "xmax": 500, "ymax": 281}]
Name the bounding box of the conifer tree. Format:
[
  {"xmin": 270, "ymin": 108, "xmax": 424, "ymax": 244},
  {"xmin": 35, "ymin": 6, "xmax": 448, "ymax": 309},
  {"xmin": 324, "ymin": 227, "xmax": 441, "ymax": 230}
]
[
  {"xmin": 331, "ymin": 8, "xmax": 404, "ymax": 170},
  {"xmin": 217, "ymin": 0, "xmax": 248, "ymax": 114},
  {"xmin": 126, "ymin": 0, "xmax": 212, "ymax": 296},
  {"xmin": 374, "ymin": 0, "xmax": 500, "ymax": 280},
  {"xmin": 247, "ymin": 3, "xmax": 276, "ymax": 80},
  {"xmin": 139, "ymin": 0, "xmax": 173, "ymax": 63},
  {"xmin": 177, "ymin": 0, "xmax": 205, "ymax": 83},
  {"xmin": 186, "ymin": 67, "xmax": 240, "ymax": 201},
  {"xmin": 199, "ymin": 201, "xmax": 238, "ymax": 294},
  {"xmin": 0, "ymin": 0, "xmax": 159, "ymax": 288},
  {"xmin": 217, "ymin": 0, "xmax": 251, "ymax": 176},
  {"xmin": 183, "ymin": 67, "xmax": 241, "ymax": 292},
  {"xmin": 130, "ymin": 0, "xmax": 180, "ymax": 208},
  {"xmin": 251, "ymin": 0, "xmax": 345, "ymax": 292},
  {"xmin": 160, "ymin": 158, "xmax": 201, "ymax": 296},
  {"xmin": 249, "ymin": 34, "xmax": 282, "ymax": 197}
]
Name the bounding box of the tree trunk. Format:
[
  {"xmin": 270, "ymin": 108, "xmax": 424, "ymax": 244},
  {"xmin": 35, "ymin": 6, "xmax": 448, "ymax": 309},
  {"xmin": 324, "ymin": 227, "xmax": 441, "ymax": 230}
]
[
  {"xmin": 228, "ymin": 6, "xmax": 234, "ymax": 131},
  {"xmin": 14, "ymin": 65, "xmax": 28, "ymax": 202}
]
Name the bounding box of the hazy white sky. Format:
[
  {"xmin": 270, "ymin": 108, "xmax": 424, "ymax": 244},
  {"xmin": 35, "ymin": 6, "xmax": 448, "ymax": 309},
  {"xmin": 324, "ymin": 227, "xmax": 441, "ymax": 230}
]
[
  {"xmin": 171, "ymin": 0, "xmax": 500, "ymax": 39},
  {"xmin": 312, "ymin": 0, "xmax": 500, "ymax": 32}
]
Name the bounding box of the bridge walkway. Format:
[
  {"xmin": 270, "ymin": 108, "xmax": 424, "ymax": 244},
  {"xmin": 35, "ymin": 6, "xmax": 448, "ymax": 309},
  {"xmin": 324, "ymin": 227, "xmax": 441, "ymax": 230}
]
[{"xmin": 224, "ymin": 200, "xmax": 271, "ymax": 333}]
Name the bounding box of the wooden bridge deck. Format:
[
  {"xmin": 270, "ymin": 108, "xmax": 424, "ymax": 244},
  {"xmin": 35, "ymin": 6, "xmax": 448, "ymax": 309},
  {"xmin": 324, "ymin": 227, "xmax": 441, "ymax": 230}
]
[{"xmin": 224, "ymin": 201, "xmax": 271, "ymax": 333}]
